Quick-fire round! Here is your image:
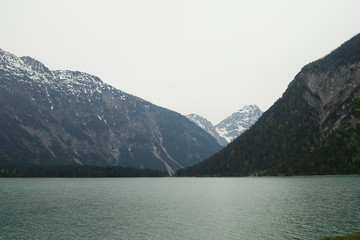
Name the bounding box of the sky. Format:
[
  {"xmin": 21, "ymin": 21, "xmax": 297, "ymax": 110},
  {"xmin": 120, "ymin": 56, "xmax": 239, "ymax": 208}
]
[{"xmin": 1, "ymin": 0, "xmax": 360, "ymax": 124}]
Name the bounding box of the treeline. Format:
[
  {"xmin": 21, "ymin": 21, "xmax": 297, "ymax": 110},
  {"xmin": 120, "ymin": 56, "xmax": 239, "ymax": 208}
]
[
  {"xmin": 0, "ymin": 164, "xmax": 167, "ymax": 177},
  {"xmin": 177, "ymin": 124, "xmax": 360, "ymax": 177}
]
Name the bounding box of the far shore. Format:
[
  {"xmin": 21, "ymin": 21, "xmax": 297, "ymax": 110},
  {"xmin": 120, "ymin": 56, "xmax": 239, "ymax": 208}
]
[{"xmin": 322, "ymin": 232, "xmax": 360, "ymax": 240}]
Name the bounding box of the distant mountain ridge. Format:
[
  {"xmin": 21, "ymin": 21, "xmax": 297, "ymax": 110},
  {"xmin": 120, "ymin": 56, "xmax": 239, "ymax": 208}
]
[
  {"xmin": 178, "ymin": 33, "xmax": 360, "ymax": 176},
  {"xmin": 187, "ymin": 105, "xmax": 262, "ymax": 146},
  {"xmin": 0, "ymin": 49, "xmax": 222, "ymax": 175}
]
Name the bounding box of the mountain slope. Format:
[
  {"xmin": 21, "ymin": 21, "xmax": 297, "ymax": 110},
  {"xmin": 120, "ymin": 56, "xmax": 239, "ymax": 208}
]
[
  {"xmin": 177, "ymin": 33, "xmax": 360, "ymax": 176},
  {"xmin": 0, "ymin": 49, "xmax": 222, "ymax": 175},
  {"xmin": 187, "ymin": 114, "xmax": 228, "ymax": 146}
]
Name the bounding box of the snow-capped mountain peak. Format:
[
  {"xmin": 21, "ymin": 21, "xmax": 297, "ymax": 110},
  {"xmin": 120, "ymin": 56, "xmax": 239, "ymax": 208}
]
[
  {"xmin": 215, "ymin": 105, "xmax": 262, "ymax": 143},
  {"xmin": 187, "ymin": 105, "xmax": 262, "ymax": 146}
]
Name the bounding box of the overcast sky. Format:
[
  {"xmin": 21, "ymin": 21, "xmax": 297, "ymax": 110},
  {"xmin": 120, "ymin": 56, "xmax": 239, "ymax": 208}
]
[{"xmin": 1, "ymin": 0, "xmax": 360, "ymax": 124}]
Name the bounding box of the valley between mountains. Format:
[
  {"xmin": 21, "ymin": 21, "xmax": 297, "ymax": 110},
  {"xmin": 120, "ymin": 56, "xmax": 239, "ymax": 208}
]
[
  {"xmin": 178, "ymin": 33, "xmax": 360, "ymax": 176},
  {"xmin": 1, "ymin": 32, "xmax": 360, "ymax": 177}
]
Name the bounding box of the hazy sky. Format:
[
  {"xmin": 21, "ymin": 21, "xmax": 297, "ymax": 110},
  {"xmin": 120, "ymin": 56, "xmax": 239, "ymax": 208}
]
[{"xmin": 1, "ymin": 0, "xmax": 360, "ymax": 124}]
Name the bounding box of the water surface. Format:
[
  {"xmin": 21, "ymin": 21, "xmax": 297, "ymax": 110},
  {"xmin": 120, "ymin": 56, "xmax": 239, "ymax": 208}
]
[{"xmin": 0, "ymin": 176, "xmax": 359, "ymax": 240}]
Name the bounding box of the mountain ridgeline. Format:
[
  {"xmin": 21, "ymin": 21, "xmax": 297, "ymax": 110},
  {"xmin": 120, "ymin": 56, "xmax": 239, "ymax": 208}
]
[
  {"xmin": 178, "ymin": 33, "xmax": 360, "ymax": 176},
  {"xmin": 187, "ymin": 105, "xmax": 262, "ymax": 146},
  {"xmin": 0, "ymin": 49, "xmax": 222, "ymax": 176}
]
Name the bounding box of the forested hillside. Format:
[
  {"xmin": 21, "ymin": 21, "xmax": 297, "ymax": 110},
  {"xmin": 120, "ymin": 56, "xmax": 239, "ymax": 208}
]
[{"xmin": 177, "ymin": 33, "xmax": 360, "ymax": 176}]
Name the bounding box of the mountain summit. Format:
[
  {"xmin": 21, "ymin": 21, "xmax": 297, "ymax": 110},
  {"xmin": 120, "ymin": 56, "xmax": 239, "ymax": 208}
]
[
  {"xmin": 0, "ymin": 48, "xmax": 222, "ymax": 175},
  {"xmin": 215, "ymin": 105, "xmax": 262, "ymax": 143},
  {"xmin": 178, "ymin": 33, "xmax": 360, "ymax": 176}
]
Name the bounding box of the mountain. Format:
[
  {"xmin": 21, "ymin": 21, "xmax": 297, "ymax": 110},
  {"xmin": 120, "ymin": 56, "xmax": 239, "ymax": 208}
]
[
  {"xmin": 187, "ymin": 105, "xmax": 262, "ymax": 146},
  {"xmin": 215, "ymin": 105, "xmax": 262, "ymax": 143},
  {"xmin": 187, "ymin": 114, "xmax": 228, "ymax": 146},
  {"xmin": 177, "ymin": 33, "xmax": 360, "ymax": 177},
  {"xmin": 0, "ymin": 49, "xmax": 222, "ymax": 176}
]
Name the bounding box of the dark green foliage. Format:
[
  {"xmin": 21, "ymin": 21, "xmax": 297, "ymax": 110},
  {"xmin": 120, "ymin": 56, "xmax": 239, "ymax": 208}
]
[
  {"xmin": 309, "ymin": 128, "xmax": 360, "ymax": 174},
  {"xmin": 0, "ymin": 164, "xmax": 167, "ymax": 177},
  {"xmin": 355, "ymin": 97, "xmax": 360, "ymax": 117}
]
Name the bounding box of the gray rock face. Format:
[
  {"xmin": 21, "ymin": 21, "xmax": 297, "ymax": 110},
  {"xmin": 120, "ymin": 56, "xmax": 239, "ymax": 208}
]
[
  {"xmin": 301, "ymin": 63, "xmax": 360, "ymax": 137},
  {"xmin": 0, "ymin": 48, "xmax": 222, "ymax": 175}
]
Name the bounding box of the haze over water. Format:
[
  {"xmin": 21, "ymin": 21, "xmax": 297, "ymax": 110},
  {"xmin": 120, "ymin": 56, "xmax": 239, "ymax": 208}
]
[{"xmin": 1, "ymin": 176, "xmax": 359, "ymax": 240}]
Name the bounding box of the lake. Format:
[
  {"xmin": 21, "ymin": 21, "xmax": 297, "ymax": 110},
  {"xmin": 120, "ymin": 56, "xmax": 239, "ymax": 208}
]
[{"xmin": 0, "ymin": 176, "xmax": 359, "ymax": 240}]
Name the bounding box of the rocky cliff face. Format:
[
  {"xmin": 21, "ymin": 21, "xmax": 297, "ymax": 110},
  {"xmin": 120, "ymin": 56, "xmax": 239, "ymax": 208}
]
[
  {"xmin": 0, "ymin": 49, "xmax": 222, "ymax": 175},
  {"xmin": 301, "ymin": 63, "xmax": 360, "ymax": 137}
]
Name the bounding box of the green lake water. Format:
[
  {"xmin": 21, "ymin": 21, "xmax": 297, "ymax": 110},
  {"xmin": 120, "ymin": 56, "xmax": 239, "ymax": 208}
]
[{"xmin": 0, "ymin": 176, "xmax": 359, "ymax": 239}]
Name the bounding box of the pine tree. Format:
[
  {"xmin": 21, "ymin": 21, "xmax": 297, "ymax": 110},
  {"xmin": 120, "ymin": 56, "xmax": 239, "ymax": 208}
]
[{"xmin": 355, "ymin": 97, "xmax": 360, "ymax": 117}]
